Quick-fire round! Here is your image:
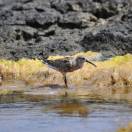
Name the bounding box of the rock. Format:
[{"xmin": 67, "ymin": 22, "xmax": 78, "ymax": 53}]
[
  {"xmin": 25, "ymin": 10, "xmax": 59, "ymax": 29},
  {"xmin": 80, "ymin": 8, "xmax": 132, "ymax": 58},
  {"xmin": 0, "ymin": 0, "xmax": 131, "ymax": 60},
  {"xmin": 80, "ymin": 31, "xmax": 132, "ymax": 57},
  {"xmin": 58, "ymin": 12, "xmax": 97, "ymax": 28}
]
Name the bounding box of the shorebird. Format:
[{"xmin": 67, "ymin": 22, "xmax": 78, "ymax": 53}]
[{"xmin": 43, "ymin": 56, "xmax": 96, "ymax": 89}]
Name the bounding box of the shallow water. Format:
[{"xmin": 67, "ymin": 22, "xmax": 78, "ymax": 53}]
[{"xmin": 0, "ymin": 96, "xmax": 132, "ymax": 132}]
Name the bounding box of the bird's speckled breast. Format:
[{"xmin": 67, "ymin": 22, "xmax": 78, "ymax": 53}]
[
  {"xmin": 67, "ymin": 66, "xmax": 83, "ymax": 72},
  {"xmin": 60, "ymin": 62, "xmax": 84, "ymax": 73}
]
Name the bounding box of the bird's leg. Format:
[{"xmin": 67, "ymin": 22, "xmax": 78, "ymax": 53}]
[
  {"xmin": 62, "ymin": 73, "xmax": 68, "ymax": 97},
  {"xmin": 63, "ymin": 73, "xmax": 68, "ymax": 89}
]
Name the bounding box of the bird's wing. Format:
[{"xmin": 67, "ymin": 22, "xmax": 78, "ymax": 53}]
[{"xmin": 44, "ymin": 57, "xmax": 72, "ymax": 72}]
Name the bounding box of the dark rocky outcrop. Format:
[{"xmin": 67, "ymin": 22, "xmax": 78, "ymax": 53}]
[
  {"xmin": 0, "ymin": 0, "xmax": 132, "ymax": 60},
  {"xmin": 80, "ymin": 8, "xmax": 132, "ymax": 58}
]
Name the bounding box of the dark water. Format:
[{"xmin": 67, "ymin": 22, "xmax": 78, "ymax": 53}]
[{"xmin": 0, "ymin": 95, "xmax": 132, "ymax": 132}]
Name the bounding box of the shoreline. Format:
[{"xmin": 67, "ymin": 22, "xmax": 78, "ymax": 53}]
[{"xmin": 0, "ymin": 52, "xmax": 132, "ymax": 103}]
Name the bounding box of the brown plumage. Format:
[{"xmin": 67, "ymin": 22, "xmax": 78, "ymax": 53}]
[{"xmin": 43, "ymin": 56, "xmax": 96, "ymax": 89}]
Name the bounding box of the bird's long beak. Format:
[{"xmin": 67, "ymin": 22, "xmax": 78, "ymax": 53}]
[{"xmin": 86, "ymin": 59, "xmax": 97, "ymax": 67}]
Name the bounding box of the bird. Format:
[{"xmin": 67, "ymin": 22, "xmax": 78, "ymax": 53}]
[{"xmin": 42, "ymin": 56, "xmax": 96, "ymax": 89}]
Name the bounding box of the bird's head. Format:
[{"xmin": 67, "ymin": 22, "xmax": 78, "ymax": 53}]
[{"xmin": 76, "ymin": 56, "xmax": 97, "ymax": 67}]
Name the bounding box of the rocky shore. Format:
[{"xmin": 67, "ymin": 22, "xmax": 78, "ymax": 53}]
[
  {"xmin": 0, "ymin": 0, "xmax": 132, "ymax": 60},
  {"xmin": 0, "ymin": 52, "xmax": 132, "ymax": 102}
]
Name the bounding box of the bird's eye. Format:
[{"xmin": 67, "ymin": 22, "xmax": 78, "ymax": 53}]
[{"xmin": 80, "ymin": 57, "xmax": 85, "ymax": 60}]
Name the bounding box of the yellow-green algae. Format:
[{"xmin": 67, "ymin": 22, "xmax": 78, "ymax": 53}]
[
  {"xmin": 117, "ymin": 122, "xmax": 132, "ymax": 132},
  {"xmin": 0, "ymin": 89, "xmax": 23, "ymax": 95},
  {"xmin": 0, "ymin": 58, "xmax": 43, "ymax": 80},
  {"xmin": 45, "ymin": 101, "xmax": 89, "ymax": 117},
  {"xmin": 0, "ymin": 89, "xmax": 14, "ymax": 95},
  {"xmin": 0, "ymin": 52, "xmax": 132, "ymax": 101}
]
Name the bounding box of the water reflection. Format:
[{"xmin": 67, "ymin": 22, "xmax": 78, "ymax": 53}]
[
  {"xmin": 0, "ymin": 94, "xmax": 50, "ymax": 103},
  {"xmin": 0, "ymin": 94, "xmax": 25, "ymax": 104},
  {"xmin": 0, "ymin": 94, "xmax": 89, "ymax": 118},
  {"xmin": 44, "ymin": 99, "xmax": 89, "ymax": 117},
  {"xmin": 0, "ymin": 95, "xmax": 132, "ymax": 132}
]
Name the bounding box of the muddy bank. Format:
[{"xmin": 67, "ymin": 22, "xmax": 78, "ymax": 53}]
[{"xmin": 0, "ymin": 0, "xmax": 132, "ymax": 60}]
